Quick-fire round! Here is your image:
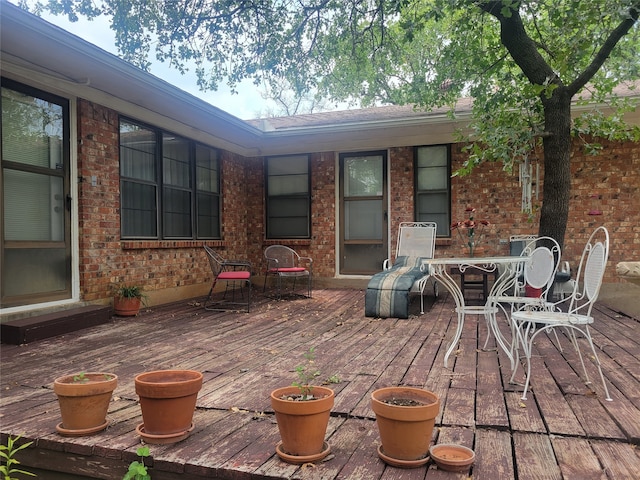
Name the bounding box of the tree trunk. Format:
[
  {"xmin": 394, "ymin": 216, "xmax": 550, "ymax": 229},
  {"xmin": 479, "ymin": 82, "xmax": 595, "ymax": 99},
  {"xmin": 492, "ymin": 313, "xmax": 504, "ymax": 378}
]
[{"xmin": 539, "ymin": 87, "xmax": 573, "ymax": 251}]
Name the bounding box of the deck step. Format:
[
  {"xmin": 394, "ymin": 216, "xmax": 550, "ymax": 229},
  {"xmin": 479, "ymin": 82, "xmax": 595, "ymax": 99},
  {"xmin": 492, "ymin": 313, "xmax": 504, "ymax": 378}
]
[{"xmin": 1, "ymin": 305, "xmax": 112, "ymax": 345}]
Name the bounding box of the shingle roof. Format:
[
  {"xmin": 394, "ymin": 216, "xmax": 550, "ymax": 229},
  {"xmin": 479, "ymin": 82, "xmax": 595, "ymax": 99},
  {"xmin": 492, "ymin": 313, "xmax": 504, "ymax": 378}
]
[
  {"xmin": 247, "ymin": 98, "xmax": 474, "ymax": 130},
  {"xmin": 247, "ymin": 82, "xmax": 639, "ymax": 131}
]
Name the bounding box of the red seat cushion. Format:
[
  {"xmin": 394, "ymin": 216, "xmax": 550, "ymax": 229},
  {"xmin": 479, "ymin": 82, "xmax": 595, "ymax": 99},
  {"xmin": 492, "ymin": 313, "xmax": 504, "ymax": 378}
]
[
  {"xmin": 218, "ymin": 271, "xmax": 251, "ymax": 280},
  {"xmin": 268, "ymin": 267, "xmax": 307, "ymax": 273}
]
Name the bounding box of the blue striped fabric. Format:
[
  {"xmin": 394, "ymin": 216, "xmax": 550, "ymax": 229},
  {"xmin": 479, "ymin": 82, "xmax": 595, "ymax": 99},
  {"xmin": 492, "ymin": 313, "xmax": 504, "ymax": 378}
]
[{"xmin": 365, "ymin": 256, "xmax": 426, "ymax": 319}]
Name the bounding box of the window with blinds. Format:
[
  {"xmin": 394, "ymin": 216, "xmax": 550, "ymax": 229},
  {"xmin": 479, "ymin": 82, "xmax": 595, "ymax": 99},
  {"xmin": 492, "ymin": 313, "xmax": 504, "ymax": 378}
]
[{"xmin": 119, "ymin": 118, "xmax": 220, "ymax": 239}]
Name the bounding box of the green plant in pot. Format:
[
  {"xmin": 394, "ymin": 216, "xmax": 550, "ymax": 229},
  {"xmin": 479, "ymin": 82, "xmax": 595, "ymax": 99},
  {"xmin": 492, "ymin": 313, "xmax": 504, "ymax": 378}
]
[
  {"xmin": 270, "ymin": 348, "xmax": 336, "ymax": 464},
  {"xmin": 53, "ymin": 371, "xmax": 118, "ymax": 436},
  {"xmin": 113, "ymin": 284, "xmax": 146, "ymax": 317},
  {"xmin": 370, "ymin": 386, "xmax": 440, "ymax": 468}
]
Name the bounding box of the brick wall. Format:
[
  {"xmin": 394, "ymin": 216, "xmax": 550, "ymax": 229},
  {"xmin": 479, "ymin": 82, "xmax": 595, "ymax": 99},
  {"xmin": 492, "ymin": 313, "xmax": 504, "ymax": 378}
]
[
  {"xmin": 75, "ymin": 98, "xmax": 637, "ymax": 306},
  {"xmin": 77, "ymin": 100, "xmax": 121, "ymax": 302},
  {"xmin": 354, "ymin": 142, "xmax": 637, "ymax": 283},
  {"xmin": 76, "ymin": 100, "xmax": 249, "ymax": 305}
]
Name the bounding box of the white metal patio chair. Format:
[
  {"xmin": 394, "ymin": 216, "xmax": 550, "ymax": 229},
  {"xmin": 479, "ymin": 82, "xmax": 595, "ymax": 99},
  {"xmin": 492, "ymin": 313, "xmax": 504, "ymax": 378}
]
[
  {"xmin": 383, "ymin": 221, "xmax": 438, "ymax": 314},
  {"xmin": 203, "ymin": 246, "xmax": 252, "ymax": 312},
  {"xmin": 508, "ymin": 234, "xmax": 538, "ymax": 296},
  {"xmin": 493, "ymin": 236, "xmax": 562, "ymax": 373},
  {"xmin": 510, "ymin": 234, "xmax": 575, "ymax": 299},
  {"xmin": 263, "ymin": 245, "xmax": 312, "ymax": 298},
  {"xmin": 511, "ymin": 226, "xmax": 612, "ymax": 401}
]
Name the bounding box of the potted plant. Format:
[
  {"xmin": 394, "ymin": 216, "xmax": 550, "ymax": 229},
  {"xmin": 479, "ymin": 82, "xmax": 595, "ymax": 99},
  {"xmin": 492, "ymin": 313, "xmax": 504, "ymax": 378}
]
[
  {"xmin": 113, "ymin": 284, "xmax": 146, "ymax": 316},
  {"xmin": 134, "ymin": 370, "xmax": 203, "ymax": 444},
  {"xmin": 370, "ymin": 386, "xmax": 440, "ymax": 468},
  {"xmin": 53, "ymin": 371, "xmax": 118, "ymax": 436},
  {"xmin": 270, "ymin": 348, "xmax": 335, "ymax": 464}
]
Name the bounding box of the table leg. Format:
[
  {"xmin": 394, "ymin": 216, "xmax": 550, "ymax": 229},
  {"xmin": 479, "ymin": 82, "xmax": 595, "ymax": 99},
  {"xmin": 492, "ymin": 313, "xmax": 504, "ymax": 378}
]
[
  {"xmin": 486, "ymin": 265, "xmax": 525, "ymax": 370},
  {"xmin": 430, "ymin": 267, "xmax": 466, "ymax": 368}
]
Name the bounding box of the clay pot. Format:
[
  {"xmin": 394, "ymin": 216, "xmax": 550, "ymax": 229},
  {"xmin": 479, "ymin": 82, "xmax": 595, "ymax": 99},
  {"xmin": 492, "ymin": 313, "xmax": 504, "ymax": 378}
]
[
  {"xmin": 525, "ymin": 284, "xmax": 543, "ymax": 298},
  {"xmin": 371, "ymin": 386, "xmax": 440, "ymax": 466},
  {"xmin": 135, "ymin": 370, "xmax": 203, "ymax": 442},
  {"xmin": 270, "ymin": 385, "xmax": 334, "ymax": 462},
  {"xmin": 53, "ymin": 372, "xmax": 118, "ymax": 436},
  {"xmin": 113, "ymin": 296, "xmax": 141, "ymax": 316},
  {"xmin": 429, "ymin": 444, "xmax": 475, "ymax": 472}
]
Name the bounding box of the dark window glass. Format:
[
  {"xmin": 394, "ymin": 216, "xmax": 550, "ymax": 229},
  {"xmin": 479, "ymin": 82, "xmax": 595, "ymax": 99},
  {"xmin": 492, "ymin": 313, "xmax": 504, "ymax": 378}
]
[
  {"xmin": 119, "ymin": 119, "xmax": 220, "ymax": 239},
  {"xmin": 266, "ymin": 155, "xmax": 310, "ymax": 238},
  {"xmin": 415, "ymin": 145, "xmax": 451, "ymax": 236}
]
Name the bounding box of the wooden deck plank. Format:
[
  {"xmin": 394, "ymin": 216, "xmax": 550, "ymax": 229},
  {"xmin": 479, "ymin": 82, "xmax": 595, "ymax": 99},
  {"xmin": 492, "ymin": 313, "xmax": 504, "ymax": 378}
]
[
  {"xmin": 441, "ymin": 387, "xmax": 475, "ymax": 428},
  {"xmin": 450, "ymin": 336, "xmax": 477, "ymax": 390},
  {"xmin": 565, "ymin": 394, "xmax": 627, "ymax": 441},
  {"xmin": 289, "ymin": 418, "xmax": 369, "ymax": 480},
  {"xmin": 1, "ymin": 289, "xmax": 639, "ymax": 480},
  {"xmin": 475, "ymin": 350, "xmax": 510, "ymax": 428},
  {"xmin": 550, "ymin": 437, "xmax": 607, "ymax": 480},
  {"xmin": 333, "ymin": 419, "xmax": 386, "ymax": 480},
  {"xmin": 217, "ymin": 416, "xmax": 282, "ymax": 475},
  {"xmin": 591, "ymin": 439, "xmax": 640, "ymax": 479},
  {"xmin": 519, "ymin": 341, "xmax": 586, "ymax": 436},
  {"xmin": 595, "ymin": 344, "xmax": 640, "ymax": 411},
  {"xmin": 512, "ymin": 432, "xmax": 562, "ymax": 480},
  {"xmin": 472, "ymin": 429, "xmax": 515, "ymax": 479}
]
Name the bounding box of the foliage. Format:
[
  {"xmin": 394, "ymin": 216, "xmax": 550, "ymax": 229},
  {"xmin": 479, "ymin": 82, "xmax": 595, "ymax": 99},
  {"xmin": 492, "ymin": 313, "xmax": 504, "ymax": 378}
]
[
  {"xmin": 0, "ymin": 435, "xmax": 36, "ymax": 480},
  {"xmin": 123, "ymin": 446, "xmax": 151, "ymax": 480},
  {"xmin": 114, "ymin": 284, "xmax": 146, "ymax": 301},
  {"xmin": 26, "ymin": 0, "xmax": 640, "ymax": 244},
  {"xmin": 71, "ymin": 372, "xmax": 113, "ymax": 383},
  {"xmin": 291, "ymin": 347, "xmax": 321, "ymax": 400},
  {"xmin": 324, "ymin": 374, "xmax": 341, "ymax": 385},
  {"xmin": 72, "ymin": 372, "xmax": 89, "ymax": 383}
]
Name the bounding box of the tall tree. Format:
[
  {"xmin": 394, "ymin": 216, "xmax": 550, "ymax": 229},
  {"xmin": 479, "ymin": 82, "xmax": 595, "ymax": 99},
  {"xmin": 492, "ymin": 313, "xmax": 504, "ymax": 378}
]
[{"xmin": 30, "ymin": 0, "xmax": 640, "ymax": 246}]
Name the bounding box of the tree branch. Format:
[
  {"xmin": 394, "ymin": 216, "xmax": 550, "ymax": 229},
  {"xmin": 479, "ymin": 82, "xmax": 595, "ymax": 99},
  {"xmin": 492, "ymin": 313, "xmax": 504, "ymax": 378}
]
[
  {"xmin": 567, "ymin": 3, "xmax": 640, "ymax": 96},
  {"xmin": 477, "ymin": 1, "xmax": 559, "ymax": 87}
]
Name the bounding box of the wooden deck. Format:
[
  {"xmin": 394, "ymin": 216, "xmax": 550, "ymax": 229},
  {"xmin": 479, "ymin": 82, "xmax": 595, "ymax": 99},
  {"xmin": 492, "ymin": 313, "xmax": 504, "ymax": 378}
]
[{"xmin": 1, "ymin": 288, "xmax": 639, "ymax": 479}]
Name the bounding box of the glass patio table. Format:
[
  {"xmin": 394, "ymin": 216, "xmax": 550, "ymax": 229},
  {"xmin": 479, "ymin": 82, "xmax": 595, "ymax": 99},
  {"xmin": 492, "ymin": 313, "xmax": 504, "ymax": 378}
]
[{"xmin": 421, "ymin": 256, "xmax": 531, "ymax": 368}]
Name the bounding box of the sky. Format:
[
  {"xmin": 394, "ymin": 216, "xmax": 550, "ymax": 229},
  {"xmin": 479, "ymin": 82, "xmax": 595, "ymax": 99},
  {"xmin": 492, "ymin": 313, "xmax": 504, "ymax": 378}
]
[{"xmin": 11, "ymin": 2, "xmax": 275, "ymax": 120}]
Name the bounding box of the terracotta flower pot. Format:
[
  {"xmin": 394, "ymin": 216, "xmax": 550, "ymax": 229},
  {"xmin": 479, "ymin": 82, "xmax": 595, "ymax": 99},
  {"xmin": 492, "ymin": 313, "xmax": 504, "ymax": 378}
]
[
  {"xmin": 270, "ymin": 385, "xmax": 334, "ymax": 462},
  {"xmin": 53, "ymin": 372, "xmax": 118, "ymax": 436},
  {"xmin": 134, "ymin": 370, "xmax": 203, "ymax": 443},
  {"xmin": 430, "ymin": 443, "xmax": 475, "ymax": 472},
  {"xmin": 113, "ymin": 296, "xmax": 141, "ymax": 316},
  {"xmin": 371, "ymin": 386, "xmax": 440, "ymax": 467}
]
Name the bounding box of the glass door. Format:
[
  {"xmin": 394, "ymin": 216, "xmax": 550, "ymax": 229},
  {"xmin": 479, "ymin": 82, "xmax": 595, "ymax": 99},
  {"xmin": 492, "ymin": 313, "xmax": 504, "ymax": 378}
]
[
  {"xmin": 339, "ymin": 151, "xmax": 388, "ymax": 275},
  {"xmin": 1, "ymin": 79, "xmax": 71, "ymax": 308}
]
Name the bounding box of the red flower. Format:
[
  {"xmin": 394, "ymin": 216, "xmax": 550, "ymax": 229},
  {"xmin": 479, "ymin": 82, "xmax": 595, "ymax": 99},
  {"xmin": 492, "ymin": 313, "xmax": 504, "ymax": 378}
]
[{"xmin": 451, "ymin": 207, "xmax": 490, "ymax": 255}]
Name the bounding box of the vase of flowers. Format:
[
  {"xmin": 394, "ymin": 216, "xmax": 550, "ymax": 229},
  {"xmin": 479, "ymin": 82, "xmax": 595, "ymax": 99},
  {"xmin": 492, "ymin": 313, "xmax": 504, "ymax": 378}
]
[{"xmin": 451, "ymin": 207, "xmax": 490, "ymax": 257}]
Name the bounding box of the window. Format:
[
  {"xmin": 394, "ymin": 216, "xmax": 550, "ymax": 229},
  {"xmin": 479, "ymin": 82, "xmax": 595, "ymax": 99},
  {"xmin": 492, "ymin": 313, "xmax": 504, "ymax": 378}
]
[
  {"xmin": 119, "ymin": 119, "xmax": 220, "ymax": 239},
  {"xmin": 415, "ymin": 145, "xmax": 451, "ymax": 236},
  {"xmin": 265, "ymin": 155, "xmax": 310, "ymax": 238}
]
